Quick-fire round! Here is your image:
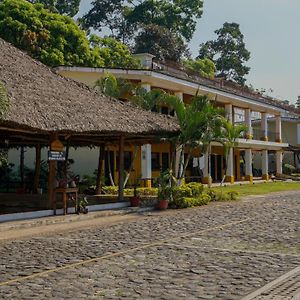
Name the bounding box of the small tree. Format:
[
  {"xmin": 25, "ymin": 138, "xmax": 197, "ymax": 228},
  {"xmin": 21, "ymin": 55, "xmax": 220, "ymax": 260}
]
[
  {"xmin": 162, "ymin": 94, "xmax": 223, "ymax": 185},
  {"xmin": 220, "ymin": 120, "xmax": 247, "ymax": 185}
]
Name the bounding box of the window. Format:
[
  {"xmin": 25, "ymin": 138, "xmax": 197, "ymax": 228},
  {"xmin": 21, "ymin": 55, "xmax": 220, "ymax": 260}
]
[{"xmin": 151, "ymin": 152, "xmax": 160, "ymax": 170}]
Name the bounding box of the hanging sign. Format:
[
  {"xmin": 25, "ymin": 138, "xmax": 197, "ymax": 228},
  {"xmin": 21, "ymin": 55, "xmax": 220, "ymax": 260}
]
[{"xmin": 48, "ymin": 151, "xmax": 66, "ymax": 161}]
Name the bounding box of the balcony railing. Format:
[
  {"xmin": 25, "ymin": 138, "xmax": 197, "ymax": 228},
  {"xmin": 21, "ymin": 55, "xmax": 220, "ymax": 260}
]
[{"xmin": 244, "ymin": 129, "xmax": 277, "ymax": 142}]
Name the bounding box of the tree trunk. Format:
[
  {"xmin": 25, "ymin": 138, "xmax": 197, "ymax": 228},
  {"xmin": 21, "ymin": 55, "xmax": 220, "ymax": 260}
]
[
  {"xmin": 95, "ymin": 144, "xmax": 105, "ymax": 195},
  {"xmin": 207, "ymin": 144, "xmax": 212, "ymax": 188},
  {"xmin": 107, "ymin": 151, "xmax": 115, "ymax": 186},
  {"xmin": 178, "ymin": 150, "xmax": 191, "ymax": 186},
  {"xmin": 123, "ymin": 146, "xmax": 138, "ymax": 188}
]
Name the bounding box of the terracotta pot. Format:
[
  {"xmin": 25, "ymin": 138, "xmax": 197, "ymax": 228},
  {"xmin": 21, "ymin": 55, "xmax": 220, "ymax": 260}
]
[
  {"xmin": 157, "ymin": 199, "xmax": 169, "ymax": 210},
  {"xmin": 130, "ymin": 196, "xmax": 141, "ymax": 207}
]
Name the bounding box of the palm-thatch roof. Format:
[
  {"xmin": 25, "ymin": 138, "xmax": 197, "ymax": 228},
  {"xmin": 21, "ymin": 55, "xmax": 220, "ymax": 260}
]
[{"xmin": 0, "ymin": 38, "xmax": 178, "ymax": 139}]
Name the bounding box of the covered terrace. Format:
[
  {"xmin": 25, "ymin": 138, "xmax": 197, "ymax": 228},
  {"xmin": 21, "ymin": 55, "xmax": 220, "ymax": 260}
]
[{"xmin": 0, "ymin": 38, "xmax": 179, "ymax": 218}]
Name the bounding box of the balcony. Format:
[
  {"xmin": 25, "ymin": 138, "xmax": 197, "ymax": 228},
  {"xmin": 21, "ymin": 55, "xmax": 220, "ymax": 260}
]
[{"xmin": 244, "ymin": 129, "xmax": 277, "ymax": 142}]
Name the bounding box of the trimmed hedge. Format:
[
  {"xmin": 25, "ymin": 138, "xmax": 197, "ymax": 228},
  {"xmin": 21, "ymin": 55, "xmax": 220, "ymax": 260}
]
[
  {"xmin": 173, "ymin": 194, "xmax": 211, "ymax": 209},
  {"xmin": 101, "ymin": 186, "xmax": 158, "ymax": 196}
]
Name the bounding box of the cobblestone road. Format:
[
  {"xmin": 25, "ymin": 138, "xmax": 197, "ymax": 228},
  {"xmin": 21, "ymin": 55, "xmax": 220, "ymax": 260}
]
[{"xmin": 0, "ymin": 190, "xmax": 299, "ymax": 299}]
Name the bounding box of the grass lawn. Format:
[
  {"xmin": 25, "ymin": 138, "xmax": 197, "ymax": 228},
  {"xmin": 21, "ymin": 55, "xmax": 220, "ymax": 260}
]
[{"xmin": 210, "ymin": 181, "xmax": 300, "ymax": 197}]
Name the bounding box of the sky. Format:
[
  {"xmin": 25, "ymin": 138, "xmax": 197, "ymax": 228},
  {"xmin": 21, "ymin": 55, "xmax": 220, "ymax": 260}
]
[{"xmin": 79, "ymin": 0, "xmax": 300, "ymax": 104}]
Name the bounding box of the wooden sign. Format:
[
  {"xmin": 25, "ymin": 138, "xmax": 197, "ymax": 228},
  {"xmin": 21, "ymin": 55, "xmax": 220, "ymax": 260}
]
[
  {"xmin": 51, "ymin": 139, "xmax": 64, "ymax": 151},
  {"xmin": 48, "ymin": 151, "xmax": 65, "ymax": 161}
]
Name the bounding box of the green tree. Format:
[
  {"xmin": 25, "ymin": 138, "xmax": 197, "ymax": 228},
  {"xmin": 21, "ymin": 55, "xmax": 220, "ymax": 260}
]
[
  {"xmin": 0, "ymin": 0, "xmax": 139, "ymax": 69},
  {"xmin": 0, "ymin": 0, "xmax": 93, "ymax": 67},
  {"xmin": 82, "ymin": 0, "xmax": 203, "ymax": 44},
  {"xmin": 28, "ymin": 0, "xmax": 80, "ymax": 17},
  {"xmin": 134, "ymin": 24, "xmax": 188, "ymax": 62},
  {"xmin": 183, "ymin": 58, "xmax": 216, "ymax": 78},
  {"xmin": 90, "ymin": 35, "xmax": 141, "ymax": 68},
  {"xmin": 198, "ymin": 22, "xmax": 251, "ymax": 85}
]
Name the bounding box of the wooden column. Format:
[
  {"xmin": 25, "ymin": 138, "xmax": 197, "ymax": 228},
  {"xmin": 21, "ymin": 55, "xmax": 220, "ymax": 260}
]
[
  {"xmin": 118, "ymin": 136, "xmax": 125, "ymax": 201},
  {"xmin": 20, "ymin": 146, "xmax": 25, "ymax": 188},
  {"xmin": 96, "ymin": 144, "xmax": 105, "ymax": 195},
  {"xmin": 48, "ymin": 160, "xmax": 56, "ymax": 211},
  {"xmin": 33, "ymin": 144, "xmax": 41, "ymax": 193}
]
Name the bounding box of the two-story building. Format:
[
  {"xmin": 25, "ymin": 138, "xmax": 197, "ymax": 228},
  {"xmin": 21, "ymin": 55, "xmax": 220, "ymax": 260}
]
[{"xmin": 56, "ymin": 54, "xmax": 290, "ymax": 185}]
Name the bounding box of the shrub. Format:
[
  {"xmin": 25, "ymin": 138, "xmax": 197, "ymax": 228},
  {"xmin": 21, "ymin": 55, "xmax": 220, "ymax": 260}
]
[
  {"xmin": 172, "ymin": 186, "xmax": 193, "ymax": 200},
  {"xmin": 174, "ymin": 194, "xmax": 211, "ymax": 209},
  {"xmin": 283, "ymin": 163, "xmax": 296, "ymax": 175},
  {"xmin": 186, "ymin": 182, "xmax": 203, "ymax": 197},
  {"xmin": 212, "ymin": 190, "xmax": 240, "ymax": 201},
  {"xmin": 124, "ymin": 188, "xmax": 134, "ymax": 196},
  {"xmin": 206, "ymin": 189, "xmax": 217, "ymax": 201},
  {"xmin": 102, "ymin": 186, "xmax": 118, "ymax": 195},
  {"xmin": 228, "ymin": 191, "xmax": 239, "ymax": 200},
  {"xmin": 196, "ymin": 193, "xmax": 211, "ymax": 205},
  {"xmin": 136, "ymin": 187, "xmax": 158, "ymax": 196}
]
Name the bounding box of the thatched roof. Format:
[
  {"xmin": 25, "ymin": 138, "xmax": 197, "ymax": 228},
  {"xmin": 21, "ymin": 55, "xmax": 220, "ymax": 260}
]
[{"xmin": 0, "ymin": 38, "xmax": 178, "ymax": 137}]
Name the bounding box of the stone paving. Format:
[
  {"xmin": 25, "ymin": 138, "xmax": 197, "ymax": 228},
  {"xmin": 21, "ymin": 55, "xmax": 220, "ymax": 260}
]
[{"xmin": 0, "ymin": 190, "xmax": 299, "ymax": 299}]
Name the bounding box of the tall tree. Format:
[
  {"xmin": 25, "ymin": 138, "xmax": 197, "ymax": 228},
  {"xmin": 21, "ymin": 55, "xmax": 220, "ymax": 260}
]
[
  {"xmin": 81, "ymin": 0, "xmax": 203, "ymax": 44},
  {"xmin": 198, "ymin": 22, "xmax": 251, "ymax": 85},
  {"xmin": 134, "ymin": 24, "xmax": 188, "ymax": 62},
  {"xmin": 28, "ymin": 0, "xmax": 80, "ymax": 17}
]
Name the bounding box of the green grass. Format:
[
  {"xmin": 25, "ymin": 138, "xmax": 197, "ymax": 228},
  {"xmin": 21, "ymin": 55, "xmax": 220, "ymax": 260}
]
[{"xmin": 209, "ymin": 181, "xmax": 300, "ymax": 197}]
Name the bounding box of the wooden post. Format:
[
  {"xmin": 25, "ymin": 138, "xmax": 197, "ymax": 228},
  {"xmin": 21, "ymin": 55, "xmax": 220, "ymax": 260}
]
[
  {"xmin": 33, "ymin": 144, "xmax": 41, "ymax": 193},
  {"xmin": 118, "ymin": 136, "xmax": 125, "ymax": 201},
  {"xmin": 20, "ymin": 146, "xmax": 25, "ymax": 188},
  {"xmin": 48, "ymin": 160, "xmax": 56, "ymax": 212},
  {"xmin": 95, "ymin": 144, "xmax": 105, "ymax": 195}
]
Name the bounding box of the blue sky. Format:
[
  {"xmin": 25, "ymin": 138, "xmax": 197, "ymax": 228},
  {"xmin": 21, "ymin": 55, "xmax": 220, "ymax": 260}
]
[{"xmin": 79, "ymin": 0, "xmax": 300, "ymax": 104}]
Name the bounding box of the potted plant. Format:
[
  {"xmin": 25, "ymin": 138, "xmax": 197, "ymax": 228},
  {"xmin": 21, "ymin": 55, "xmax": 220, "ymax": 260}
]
[
  {"xmin": 157, "ymin": 185, "xmax": 172, "ymax": 210},
  {"xmin": 130, "ymin": 183, "xmax": 141, "ymax": 207},
  {"xmin": 156, "ymin": 169, "xmax": 176, "ymax": 210},
  {"xmin": 76, "ymin": 196, "xmax": 89, "ymax": 214}
]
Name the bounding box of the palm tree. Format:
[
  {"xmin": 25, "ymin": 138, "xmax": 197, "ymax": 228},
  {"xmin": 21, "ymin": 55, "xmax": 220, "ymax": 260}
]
[
  {"xmin": 94, "ymin": 73, "xmax": 134, "ymax": 100},
  {"xmin": 162, "ymin": 94, "xmax": 223, "ymax": 185},
  {"xmin": 220, "ymin": 119, "xmax": 247, "ymax": 185}
]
